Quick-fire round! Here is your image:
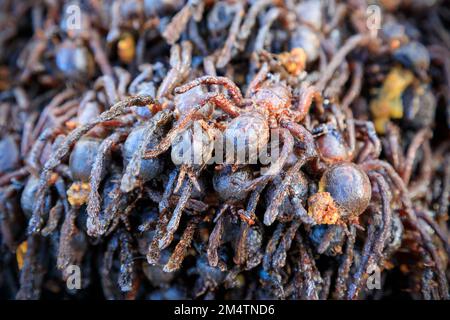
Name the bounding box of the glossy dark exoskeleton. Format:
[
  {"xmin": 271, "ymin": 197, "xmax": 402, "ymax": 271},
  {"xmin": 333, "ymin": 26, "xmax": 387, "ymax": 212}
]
[
  {"xmin": 213, "ymin": 166, "xmax": 254, "ymax": 203},
  {"xmin": 223, "ymin": 112, "xmax": 269, "ymax": 164},
  {"xmin": 123, "ymin": 125, "xmax": 165, "ymax": 182},
  {"xmin": 319, "ymin": 162, "xmax": 372, "ymax": 219},
  {"xmin": 69, "ymin": 137, "xmax": 103, "ymax": 182},
  {"xmin": 20, "ymin": 176, "xmax": 51, "ymax": 219},
  {"xmin": 315, "ymin": 128, "xmax": 350, "ymax": 164}
]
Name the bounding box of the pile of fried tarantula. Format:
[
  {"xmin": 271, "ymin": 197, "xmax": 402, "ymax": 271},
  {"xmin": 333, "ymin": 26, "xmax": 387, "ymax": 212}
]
[{"xmin": 0, "ymin": 0, "xmax": 449, "ymax": 300}]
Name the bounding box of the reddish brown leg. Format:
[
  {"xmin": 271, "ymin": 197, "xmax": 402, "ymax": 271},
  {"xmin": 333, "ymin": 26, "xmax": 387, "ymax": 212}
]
[{"xmin": 175, "ymin": 76, "xmax": 244, "ymax": 106}]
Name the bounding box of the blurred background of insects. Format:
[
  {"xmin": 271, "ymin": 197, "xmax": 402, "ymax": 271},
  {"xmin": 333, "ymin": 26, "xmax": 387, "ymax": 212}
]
[{"xmin": 0, "ymin": 0, "xmax": 449, "ymax": 300}]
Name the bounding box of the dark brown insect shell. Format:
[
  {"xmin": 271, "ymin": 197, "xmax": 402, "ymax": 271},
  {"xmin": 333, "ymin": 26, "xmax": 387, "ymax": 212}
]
[
  {"xmin": 69, "ymin": 137, "xmax": 105, "ymax": 182},
  {"xmin": 319, "ymin": 162, "xmax": 372, "ymax": 220},
  {"xmin": 212, "ymin": 165, "xmax": 254, "ymax": 204},
  {"xmin": 314, "ymin": 127, "xmax": 351, "ymax": 165}
]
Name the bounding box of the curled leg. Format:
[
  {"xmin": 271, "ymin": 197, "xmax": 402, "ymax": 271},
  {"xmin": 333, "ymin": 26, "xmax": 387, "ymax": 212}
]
[{"xmin": 174, "ymin": 76, "xmax": 244, "ymax": 106}]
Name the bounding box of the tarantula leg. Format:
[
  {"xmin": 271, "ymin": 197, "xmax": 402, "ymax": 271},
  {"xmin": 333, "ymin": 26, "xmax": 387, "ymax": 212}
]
[
  {"xmin": 29, "ymin": 96, "xmax": 157, "ymax": 234},
  {"xmin": 164, "ymin": 216, "xmax": 200, "ymax": 272},
  {"xmin": 295, "ymin": 233, "xmax": 322, "ymax": 300},
  {"xmin": 174, "ymin": 76, "xmax": 244, "ymax": 106},
  {"xmin": 16, "ymin": 235, "xmax": 46, "ymax": 300},
  {"xmin": 88, "ymin": 131, "xmax": 127, "ymax": 235},
  {"xmin": 57, "ymin": 208, "xmax": 81, "ymax": 274},
  {"xmin": 293, "ymin": 84, "xmax": 323, "ymax": 122},
  {"xmin": 207, "ymin": 209, "xmax": 227, "ymax": 267},
  {"xmin": 159, "ymin": 169, "xmax": 178, "ymax": 214},
  {"xmin": 119, "ymin": 193, "xmax": 143, "ymax": 234},
  {"xmin": 409, "ymin": 141, "xmax": 433, "ymax": 199},
  {"xmin": 263, "ymin": 223, "xmax": 284, "ymax": 271},
  {"xmin": 272, "ymin": 220, "xmax": 301, "ymax": 270},
  {"xmin": 239, "ymin": 182, "xmax": 267, "ymax": 226},
  {"xmin": 216, "ymin": 2, "xmax": 244, "ymax": 68},
  {"xmin": 401, "ymin": 128, "xmax": 432, "ymax": 185},
  {"xmin": 174, "ymin": 165, "xmax": 202, "ymax": 193},
  {"xmin": 88, "ymin": 30, "xmax": 114, "ymax": 76},
  {"xmin": 261, "ymin": 128, "xmax": 294, "ymax": 177},
  {"xmin": 143, "ymin": 108, "xmax": 204, "ymax": 159},
  {"xmin": 264, "ymin": 157, "xmax": 308, "ymax": 226},
  {"xmin": 102, "ymin": 187, "xmax": 128, "ymax": 237},
  {"xmin": 417, "ymin": 212, "xmax": 450, "ymax": 255},
  {"xmin": 237, "ymin": 0, "xmax": 272, "ymax": 52},
  {"xmin": 94, "ymin": 75, "xmax": 118, "ymax": 105},
  {"xmin": 334, "ymin": 225, "xmax": 356, "ymax": 299},
  {"xmin": 291, "ymin": 198, "xmax": 315, "ymax": 225},
  {"xmin": 354, "ymin": 120, "xmax": 382, "ymax": 161},
  {"xmin": 162, "ymin": 1, "xmax": 194, "ymax": 45},
  {"xmin": 0, "ymin": 167, "xmax": 29, "ymax": 187},
  {"xmin": 157, "ymin": 41, "xmax": 193, "ymax": 99},
  {"xmin": 102, "ymin": 233, "xmax": 119, "ymax": 299},
  {"xmin": 363, "ymin": 160, "xmax": 449, "ymax": 298},
  {"xmin": 158, "ymin": 178, "xmax": 193, "ymax": 250},
  {"xmin": 245, "ymin": 62, "xmax": 269, "ymax": 97},
  {"xmin": 341, "ymin": 62, "xmax": 363, "ymax": 111},
  {"xmin": 174, "ymin": 165, "xmax": 187, "ymax": 193},
  {"xmin": 146, "ymin": 209, "xmax": 170, "ymax": 265},
  {"xmin": 31, "ymin": 89, "xmax": 76, "ymax": 140},
  {"xmin": 348, "ymin": 173, "xmax": 392, "ymax": 299},
  {"xmin": 121, "ymin": 109, "xmax": 172, "ymax": 192},
  {"xmin": 114, "ymin": 67, "xmax": 131, "ymax": 100},
  {"xmin": 316, "ymin": 34, "xmax": 370, "ymax": 92},
  {"xmin": 415, "ymin": 217, "xmax": 450, "ymax": 299},
  {"xmin": 25, "ymin": 127, "xmax": 64, "ymax": 175},
  {"xmin": 253, "ymin": 8, "xmax": 281, "ymax": 53},
  {"xmin": 383, "ymin": 124, "xmax": 404, "ymax": 171},
  {"xmin": 280, "ymin": 119, "xmax": 317, "ymax": 159},
  {"xmin": 41, "ymin": 200, "xmax": 63, "ymax": 237}
]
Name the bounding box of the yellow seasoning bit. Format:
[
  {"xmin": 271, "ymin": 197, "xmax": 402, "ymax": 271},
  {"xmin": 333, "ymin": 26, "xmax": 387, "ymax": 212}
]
[
  {"xmin": 370, "ymin": 66, "xmax": 414, "ymax": 134},
  {"xmin": 118, "ymin": 33, "xmax": 136, "ymax": 64},
  {"xmin": 307, "ymin": 192, "xmax": 340, "ymax": 225},
  {"xmin": 16, "ymin": 241, "xmax": 28, "ymax": 270},
  {"xmin": 278, "ymin": 48, "xmax": 307, "ymax": 76},
  {"xmin": 67, "ymin": 181, "xmax": 91, "ymax": 207}
]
